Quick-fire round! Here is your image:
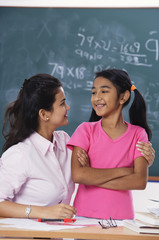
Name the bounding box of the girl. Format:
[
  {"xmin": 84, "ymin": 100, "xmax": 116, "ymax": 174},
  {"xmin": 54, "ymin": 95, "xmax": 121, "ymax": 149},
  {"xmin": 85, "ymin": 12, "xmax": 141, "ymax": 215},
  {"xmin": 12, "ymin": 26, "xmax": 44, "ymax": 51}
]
[
  {"xmin": 0, "ymin": 73, "xmax": 76, "ymax": 219},
  {"xmin": 67, "ymin": 69, "xmax": 153, "ymax": 220}
]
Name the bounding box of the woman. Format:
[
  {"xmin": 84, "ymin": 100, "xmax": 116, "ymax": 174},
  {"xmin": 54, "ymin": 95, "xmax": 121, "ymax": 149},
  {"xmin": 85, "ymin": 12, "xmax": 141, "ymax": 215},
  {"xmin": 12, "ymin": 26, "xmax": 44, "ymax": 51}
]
[{"xmin": 0, "ymin": 73, "xmax": 76, "ymax": 219}]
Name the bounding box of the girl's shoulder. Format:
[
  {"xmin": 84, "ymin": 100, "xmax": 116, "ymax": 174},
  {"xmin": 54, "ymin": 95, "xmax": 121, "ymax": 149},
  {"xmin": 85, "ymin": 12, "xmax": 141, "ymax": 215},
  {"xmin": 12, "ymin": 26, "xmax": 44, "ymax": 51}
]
[
  {"xmin": 77, "ymin": 120, "xmax": 101, "ymax": 132},
  {"xmin": 126, "ymin": 122, "xmax": 147, "ymax": 137},
  {"xmin": 127, "ymin": 122, "xmax": 145, "ymax": 131}
]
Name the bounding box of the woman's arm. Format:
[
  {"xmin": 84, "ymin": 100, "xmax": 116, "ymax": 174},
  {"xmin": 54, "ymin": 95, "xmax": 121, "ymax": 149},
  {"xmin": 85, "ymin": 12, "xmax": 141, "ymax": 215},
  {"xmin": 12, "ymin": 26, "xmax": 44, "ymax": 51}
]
[
  {"xmin": 136, "ymin": 141, "xmax": 155, "ymax": 166},
  {"xmin": 98, "ymin": 156, "xmax": 148, "ymax": 190},
  {"xmin": 71, "ymin": 146, "xmax": 133, "ymax": 185},
  {"xmin": 0, "ymin": 201, "xmax": 76, "ymax": 219}
]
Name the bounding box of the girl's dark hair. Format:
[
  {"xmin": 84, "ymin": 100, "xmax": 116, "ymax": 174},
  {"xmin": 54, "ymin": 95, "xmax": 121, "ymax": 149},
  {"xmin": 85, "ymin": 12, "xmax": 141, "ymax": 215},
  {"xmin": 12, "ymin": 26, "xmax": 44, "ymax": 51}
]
[
  {"xmin": 89, "ymin": 69, "xmax": 152, "ymax": 140},
  {"xmin": 2, "ymin": 73, "xmax": 62, "ymax": 152}
]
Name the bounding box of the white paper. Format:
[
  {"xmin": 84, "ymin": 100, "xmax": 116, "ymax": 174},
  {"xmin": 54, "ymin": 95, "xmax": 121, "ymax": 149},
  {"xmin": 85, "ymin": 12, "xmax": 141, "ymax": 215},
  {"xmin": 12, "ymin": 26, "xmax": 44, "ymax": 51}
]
[
  {"xmin": 0, "ymin": 217, "xmax": 123, "ymax": 231},
  {"xmin": 0, "ymin": 218, "xmax": 83, "ymax": 231},
  {"xmin": 74, "ymin": 216, "xmax": 123, "ymax": 227}
]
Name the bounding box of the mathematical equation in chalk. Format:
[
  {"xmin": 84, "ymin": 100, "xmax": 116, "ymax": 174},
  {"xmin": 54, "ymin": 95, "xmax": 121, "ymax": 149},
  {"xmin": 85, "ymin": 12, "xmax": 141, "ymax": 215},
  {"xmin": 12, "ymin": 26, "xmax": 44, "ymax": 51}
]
[{"xmin": 74, "ymin": 28, "xmax": 159, "ymax": 67}]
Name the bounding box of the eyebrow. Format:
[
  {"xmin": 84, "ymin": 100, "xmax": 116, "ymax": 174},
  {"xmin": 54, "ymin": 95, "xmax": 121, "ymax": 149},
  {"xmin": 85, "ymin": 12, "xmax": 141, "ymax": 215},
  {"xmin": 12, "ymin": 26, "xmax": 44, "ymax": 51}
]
[
  {"xmin": 60, "ymin": 98, "xmax": 66, "ymax": 103},
  {"xmin": 92, "ymin": 85, "xmax": 111, "ymax": 90}
]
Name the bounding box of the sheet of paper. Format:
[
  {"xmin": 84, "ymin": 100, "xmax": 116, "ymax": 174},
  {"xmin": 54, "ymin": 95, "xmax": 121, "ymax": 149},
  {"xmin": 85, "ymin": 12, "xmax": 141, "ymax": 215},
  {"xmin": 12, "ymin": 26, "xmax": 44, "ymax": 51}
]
[
  {"xmin": 0, "ymin": 217, "xmax": 123, "ymax": 231},
  {"xmin": 74, "ymin": 216, "xmax": 123, "ymax": 226},
  {"xmin": 0, "ymin": 218, "xmax": 83, "ymax": 231}
]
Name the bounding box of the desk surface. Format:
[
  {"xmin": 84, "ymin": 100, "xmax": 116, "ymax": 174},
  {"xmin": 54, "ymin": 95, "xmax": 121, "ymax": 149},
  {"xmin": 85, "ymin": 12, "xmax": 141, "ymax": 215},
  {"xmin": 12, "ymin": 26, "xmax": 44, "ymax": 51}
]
[{"xmin": 0, "ymin": 225, "xmax": 158, "ymax": 240}]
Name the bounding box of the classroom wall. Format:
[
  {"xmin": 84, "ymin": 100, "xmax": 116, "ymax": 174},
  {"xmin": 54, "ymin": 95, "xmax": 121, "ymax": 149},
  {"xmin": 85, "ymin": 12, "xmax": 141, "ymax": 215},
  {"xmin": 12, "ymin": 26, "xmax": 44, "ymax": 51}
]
[
  {"xmin": 133, "ymin": 181, "xmax": 159, "ymax": 212},
  {"xmin": 0, "ymin": 0, "xmax": 159, "ymax": 7}
]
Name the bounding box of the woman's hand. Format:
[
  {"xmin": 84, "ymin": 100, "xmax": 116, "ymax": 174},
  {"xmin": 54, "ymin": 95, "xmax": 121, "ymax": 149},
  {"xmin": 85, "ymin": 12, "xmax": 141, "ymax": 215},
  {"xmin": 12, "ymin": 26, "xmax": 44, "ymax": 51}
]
[
  {"xmin": 44, "ymin": 203, "xmax": 77, "ymax": 219},
  {"xmin": 136, "ymin": 141, "xmax": 155, "ymax": 167},
  {"xmin": 77, "ymin": 149, "xmax": 90, "ymax": 167},
  {"xmin": 0, "ymin": 201, "xmax": 76, "ymax": 219}
]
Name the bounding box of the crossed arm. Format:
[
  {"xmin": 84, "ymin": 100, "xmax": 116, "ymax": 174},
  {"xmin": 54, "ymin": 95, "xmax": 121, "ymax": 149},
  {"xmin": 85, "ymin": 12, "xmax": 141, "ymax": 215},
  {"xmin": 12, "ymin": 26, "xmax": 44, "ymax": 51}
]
[{"xmin": 71, "ymin": 146, "xmax": 148, "ymax": 191}]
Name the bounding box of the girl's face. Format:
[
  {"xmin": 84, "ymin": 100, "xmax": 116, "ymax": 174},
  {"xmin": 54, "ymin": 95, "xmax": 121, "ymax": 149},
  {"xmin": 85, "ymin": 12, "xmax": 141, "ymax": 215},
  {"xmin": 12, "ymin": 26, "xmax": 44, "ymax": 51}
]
[
  {"xmin": 91, "ymin": 77, "xmax": 122, "ymax": 118},
  {"xmin": 48, "ymin": 87, "xmax": 70, "ymax": 129}
]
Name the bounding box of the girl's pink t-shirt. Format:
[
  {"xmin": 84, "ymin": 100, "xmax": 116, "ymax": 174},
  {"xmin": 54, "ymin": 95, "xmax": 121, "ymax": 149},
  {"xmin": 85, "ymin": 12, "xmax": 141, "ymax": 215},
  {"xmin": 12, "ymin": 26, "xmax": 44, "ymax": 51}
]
[{"xmin": 67, "ymin": 120, "xmax": 148, "ymax": 219}]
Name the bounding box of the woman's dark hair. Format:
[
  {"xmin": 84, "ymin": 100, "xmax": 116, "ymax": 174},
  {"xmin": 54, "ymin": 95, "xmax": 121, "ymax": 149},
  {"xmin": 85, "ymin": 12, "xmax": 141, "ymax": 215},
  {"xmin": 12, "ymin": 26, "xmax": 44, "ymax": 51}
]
[
  {"xmin": 89, "ymin": 69, "xmax": 152, "ymax": 140},
  {"xmin": 2, "ymin": 73, "xmax": 62, "ymax": 152}
]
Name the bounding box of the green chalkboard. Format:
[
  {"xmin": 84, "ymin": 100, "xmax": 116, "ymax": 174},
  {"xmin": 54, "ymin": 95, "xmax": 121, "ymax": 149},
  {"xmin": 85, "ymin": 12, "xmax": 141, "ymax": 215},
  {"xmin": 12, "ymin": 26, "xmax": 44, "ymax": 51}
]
[{"xmin": 0, "ymin": 7, "xmax": 158, "ymax": 176}]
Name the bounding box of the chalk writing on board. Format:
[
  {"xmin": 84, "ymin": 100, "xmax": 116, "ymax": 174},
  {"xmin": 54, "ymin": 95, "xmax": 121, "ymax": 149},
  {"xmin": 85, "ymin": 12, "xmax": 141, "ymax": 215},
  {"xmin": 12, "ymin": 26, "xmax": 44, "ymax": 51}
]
[
  {"xmin": 47, "ymin": 26, "xmax": 159, "ymax": 132},
  {"xmin": 74, "ymin": 29, "xmax": 158, "ymax": 67},
  {"xmin": 49, "ymin": 62, "xmax": 86, "ymax": 80},
  {"xmin": 48, "ymin": 62, "xmax": 93, "ymax": 90}
]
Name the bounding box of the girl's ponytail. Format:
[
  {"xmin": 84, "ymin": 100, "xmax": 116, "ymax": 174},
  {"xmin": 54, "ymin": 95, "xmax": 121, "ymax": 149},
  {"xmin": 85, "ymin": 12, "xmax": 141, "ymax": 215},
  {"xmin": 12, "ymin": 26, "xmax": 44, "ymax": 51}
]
[{"xmin": 129, "ymin": 89, "xmax": 152, "ymax": 140}]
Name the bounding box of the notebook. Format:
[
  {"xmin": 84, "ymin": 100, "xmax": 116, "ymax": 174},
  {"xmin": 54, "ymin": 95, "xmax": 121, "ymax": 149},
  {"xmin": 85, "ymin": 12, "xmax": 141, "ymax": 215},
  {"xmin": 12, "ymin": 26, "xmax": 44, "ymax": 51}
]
[
  {"xmin": 124, "ymin": 219, "xmax": 159, "ymax": 234},
  {"xmin": 135, "ymin": 212, "xmax": 159, "ymax": 226}
]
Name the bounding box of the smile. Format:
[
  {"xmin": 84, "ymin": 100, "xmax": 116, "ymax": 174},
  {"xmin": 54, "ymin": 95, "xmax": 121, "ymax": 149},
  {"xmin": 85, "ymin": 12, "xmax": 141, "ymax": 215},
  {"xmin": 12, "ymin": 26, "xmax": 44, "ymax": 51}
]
[{"xmin": 95, "ymin": 104, "xmax": 105, "ymax": 109}]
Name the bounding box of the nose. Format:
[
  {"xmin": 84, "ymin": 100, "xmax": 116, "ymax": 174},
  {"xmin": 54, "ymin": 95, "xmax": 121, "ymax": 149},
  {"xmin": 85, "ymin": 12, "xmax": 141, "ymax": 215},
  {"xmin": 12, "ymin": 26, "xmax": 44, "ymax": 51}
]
[
  {"xmin": 66, "ymin": 103, "xmax": 70, "ymax": 111},
  {"xmin": 94, "ymin": 92, "xmax": 102, "ymax": 101}
]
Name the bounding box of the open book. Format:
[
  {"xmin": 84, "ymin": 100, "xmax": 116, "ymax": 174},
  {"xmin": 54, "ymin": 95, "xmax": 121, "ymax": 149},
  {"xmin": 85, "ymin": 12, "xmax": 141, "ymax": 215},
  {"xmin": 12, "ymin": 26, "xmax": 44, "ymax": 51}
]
[{"xmin": 123, "ymin": 219, "xmax": 159, "ymax": 234}]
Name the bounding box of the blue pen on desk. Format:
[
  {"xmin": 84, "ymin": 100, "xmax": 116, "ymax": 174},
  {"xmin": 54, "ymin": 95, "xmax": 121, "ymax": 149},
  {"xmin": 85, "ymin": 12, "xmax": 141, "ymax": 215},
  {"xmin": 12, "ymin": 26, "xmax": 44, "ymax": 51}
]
[{"xmin": 38, "ymin": 218, "xmax": 76, "ymax": 223}]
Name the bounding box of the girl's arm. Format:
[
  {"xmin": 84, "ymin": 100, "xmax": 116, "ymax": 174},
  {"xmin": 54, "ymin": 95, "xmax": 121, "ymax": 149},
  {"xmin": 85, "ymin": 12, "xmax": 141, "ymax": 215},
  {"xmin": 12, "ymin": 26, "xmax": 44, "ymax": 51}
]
[
  {"xmin": 71, "ymin": 146, "xmax": 133, "ymax": 185},
  {"xmin": 0, "ymin": 201, "xmax": 76, "ymax": 219},
  {"xmin": 98, "ymin": 156, "xmax": 148, "ymax": 190},
  {"xmin": 78, "ymin": 142, "xmax": 155, "ymax": 167}
]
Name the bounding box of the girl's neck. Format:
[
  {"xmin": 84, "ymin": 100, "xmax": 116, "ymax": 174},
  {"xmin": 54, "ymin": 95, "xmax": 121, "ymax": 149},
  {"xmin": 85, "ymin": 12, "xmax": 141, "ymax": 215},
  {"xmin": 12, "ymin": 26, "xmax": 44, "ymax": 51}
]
[
  {"xmin": 101, "ymin": 115, "xmax": 128, "ymax": 140},
  {"xmin": 101, "ymin": 114, "xmax": 125, "ymax": 129}
]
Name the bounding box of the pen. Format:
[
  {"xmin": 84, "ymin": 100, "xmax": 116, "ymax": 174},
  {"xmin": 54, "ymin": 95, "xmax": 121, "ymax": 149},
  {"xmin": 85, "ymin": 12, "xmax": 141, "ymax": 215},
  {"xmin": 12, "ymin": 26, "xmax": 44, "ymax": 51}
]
[{"xmin": 38, "ymin": 218, "xmax": 76, "ymax": 223}]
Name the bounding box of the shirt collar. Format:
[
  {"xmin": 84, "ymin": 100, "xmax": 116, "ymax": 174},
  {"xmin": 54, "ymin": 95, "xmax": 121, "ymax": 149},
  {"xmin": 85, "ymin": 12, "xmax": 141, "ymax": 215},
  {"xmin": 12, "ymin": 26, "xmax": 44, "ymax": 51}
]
[{"xmin": 30, "ymin": 131, "xmax": 63, "ymax": 156}]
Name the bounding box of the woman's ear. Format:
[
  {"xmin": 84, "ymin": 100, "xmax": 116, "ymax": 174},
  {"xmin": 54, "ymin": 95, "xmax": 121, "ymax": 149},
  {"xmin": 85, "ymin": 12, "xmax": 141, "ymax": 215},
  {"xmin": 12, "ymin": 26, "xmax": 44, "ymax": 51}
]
[
  {"xmin": 120, "ymin": 90, "xmax": 130, "ymax": 104},
  {"xmin": 39, "ymin": 109, "xmax": 49, "ymax": 121}
]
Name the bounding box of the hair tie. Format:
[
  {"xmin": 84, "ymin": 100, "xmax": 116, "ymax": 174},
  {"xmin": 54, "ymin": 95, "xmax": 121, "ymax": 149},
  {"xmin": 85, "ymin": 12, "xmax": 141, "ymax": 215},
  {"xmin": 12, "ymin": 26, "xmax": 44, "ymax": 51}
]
[{"xmin": 131, "ymin": 85, "xmax": 136, "ymax": 91}]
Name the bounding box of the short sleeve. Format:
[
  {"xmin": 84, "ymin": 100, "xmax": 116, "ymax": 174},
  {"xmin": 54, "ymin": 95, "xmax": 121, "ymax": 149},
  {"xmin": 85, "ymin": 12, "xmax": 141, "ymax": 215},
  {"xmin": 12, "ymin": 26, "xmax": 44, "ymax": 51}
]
[
  {"xmin": 134, "ymin": 128, "xmax": 148, "ymax": 160},
  {"xmin": 67, "ymin": 122, "xmax": 90, "ymax": 152},
  {"xmin": 0, "ymin": 146, "xmax": 29, "ymax": 202}
]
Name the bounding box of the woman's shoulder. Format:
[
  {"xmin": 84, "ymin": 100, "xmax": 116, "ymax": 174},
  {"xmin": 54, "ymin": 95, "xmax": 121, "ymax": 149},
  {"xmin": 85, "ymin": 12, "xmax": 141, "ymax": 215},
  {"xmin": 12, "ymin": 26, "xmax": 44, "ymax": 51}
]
[
  {"xmin": 1, "ymin": 139, "xmax": 31, "ymax": 158},
  {"xmin": 54, "ymin": 130, "xmax": 70, "ymax": 142},
  {"xmin": 0, "ymin": 140, "xmax": 31, "ymax": 170}
]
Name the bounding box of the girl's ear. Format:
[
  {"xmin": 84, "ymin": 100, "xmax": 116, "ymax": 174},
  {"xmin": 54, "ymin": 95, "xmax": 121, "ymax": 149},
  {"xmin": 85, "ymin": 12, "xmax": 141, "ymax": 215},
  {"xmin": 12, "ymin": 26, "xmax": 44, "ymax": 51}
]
[
  {"xmin": 39, "ymin": 109, "xmax": 49, "ymax": 121},
  {"xmin": 120, "ymin": 90, "xmax": 130, "ymax": 104}
]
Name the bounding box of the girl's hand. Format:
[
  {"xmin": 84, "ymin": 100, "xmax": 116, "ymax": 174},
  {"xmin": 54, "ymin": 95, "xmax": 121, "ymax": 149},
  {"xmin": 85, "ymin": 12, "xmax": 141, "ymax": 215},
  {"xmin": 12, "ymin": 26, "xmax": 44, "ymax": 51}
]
[
  {"xmin": 136, "ymin": 141, "xmax": 155, "ymax": 167},
  {"xmin": 44, "ymin": 203, "xmax": 77, "ymax": 219},
  {"xmin": 77, "ymin": 149, "xmax": 90, "ymax": 167}
]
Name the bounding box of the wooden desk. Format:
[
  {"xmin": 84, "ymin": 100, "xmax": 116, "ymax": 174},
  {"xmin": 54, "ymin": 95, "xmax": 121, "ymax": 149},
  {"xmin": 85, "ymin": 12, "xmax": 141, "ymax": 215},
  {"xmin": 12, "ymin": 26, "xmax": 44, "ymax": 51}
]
[{"xmin": 0, "ymin": 225, "xmax": 158, "ymax": 240}]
